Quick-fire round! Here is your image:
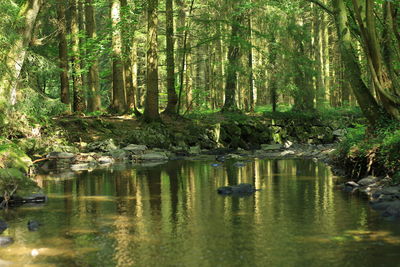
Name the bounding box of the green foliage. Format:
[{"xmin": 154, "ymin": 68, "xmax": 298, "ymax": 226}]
[
  {"xmin": 335, "ymin": 124, "xmax": 367, "ymax": 158},
  {"xmin": 336, "ymin": 120, "xmax": 400, "ymax": 181},
  {"xmin": 0, "ymin": 141, "xmax": 36, "ymax": 197}
]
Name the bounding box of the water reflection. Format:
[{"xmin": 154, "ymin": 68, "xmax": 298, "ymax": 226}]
[{"xmin": 1, "ymin": 159, "xmax": 400, "ymax": 266}]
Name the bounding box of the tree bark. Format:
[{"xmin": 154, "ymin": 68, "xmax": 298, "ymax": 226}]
[
  {"xmin": 70, "ymin": 0, "xmax": 86, "ymax": 112},
  {"xmin": 56, "ymin": 0, "xmax": 70, "ymax": 108},
  {"xmin": 144, "ymin": 0, "xmax": 161, "ymax": 122},
  {"xmin": 163, "ymin": 0, "xmax": 178, "ymax": 114},
  {"xmin": 248, "ymin": 15, "xmax": 255, "ymax": 112},
  {"xmin": 110, "ymin": 0, "xmax": 126, "ymax": 113},
  {"xmin": 85, "ymin": 0, "xmax": 101, "ymax": 112},
  {"xmin": 332, "ymin": 0, "xmax": 383, "ymax": 124},
  {"xmin": 222, "ymin": 1, "xmax": 243, "ymax": 113},
  {"xmin": 0, "ymin": 0, "xmax": 42, "ymax": 107}
]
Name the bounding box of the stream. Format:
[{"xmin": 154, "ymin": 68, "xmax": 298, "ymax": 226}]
[{"xmin": 1, "ymin": 159, "xmax": 400, "ymax": 266}]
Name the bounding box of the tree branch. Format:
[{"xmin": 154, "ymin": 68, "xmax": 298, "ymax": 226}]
[{"xmin": 307, "ymin": 0, "xmax": 334, "ymax": 15}]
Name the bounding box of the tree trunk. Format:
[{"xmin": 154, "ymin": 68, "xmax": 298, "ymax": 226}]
[
  {"xmin": 163, "ymin": 0, "xmax": 178, "ymax": 114},
  {"xmin": 222, "ymin": 2, "xmax": 243, "ymax": 113},
  {"xmin": 351, "ymin": 0, "xmax": 400, "ymax": 119},
  {"xmin": 57, "ymin": 0, "xmax": 70, "ymax": 108},
  {"xmin": 85, "ymin": 0, "xmax": 101, "ymax": 112},
  {"xmin": 70, "ymin": 0, "xmax": 86, "ymax": 112},
  {"xmin": 0, "ymin": 0, "xmax": 42, "ymax": 107},
  {"xmin": 248, "ymin": 16, "xmax": 255, "ymax": 112},
  {"xmin": 144, "ymin": 0, "xmax": 161, "ymax": 122},
  {"xmin": 110, "ymin": 0, "xmax": 126, "ymax": 113},
  {"xmin": 332, "ymin": 0, "xmax": 383, "ymax": 124}
]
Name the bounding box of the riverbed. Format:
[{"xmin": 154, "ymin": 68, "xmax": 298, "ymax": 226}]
[{"xmin": 1, "ymin": 159, "xmax": 400, "ymax": 266}]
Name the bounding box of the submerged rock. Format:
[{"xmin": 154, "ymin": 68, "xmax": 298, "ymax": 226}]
[
  {"xmin": 28, "ymin": 220, "xmax": 41, "ymax": 231},
  {"xmin": 0, "ymin": 236, "xmax": 13, "ymax": 247},
  {"xmin": 217, "ymin": 183, "xmax": 259, "ymax": 196},
  {"xmin": 0, "ymin": 220, "xmax": 8, "ymax": 234}
]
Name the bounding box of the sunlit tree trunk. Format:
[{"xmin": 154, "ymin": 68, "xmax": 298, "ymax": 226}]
[
  {"xmin": 0, "ymin": 0, "xmax": 42, "ymax": 108},
  {"xmin": 248, "ymin": 15, "xmax": 255, "ymax": 112},
  {"xmin": 110, "ymin": 0, "xmax": 126, "ymax": 113},
  {"xmin": 121, "ymin": 0, "xmax": 140, "ymax": 116},
  {"xmin": 85, "ymin": 0, "xmax": 101, "ymax": 112},
  {"xmin": 57, "ymin": 0, "xmax": 70, "ymax": 108},
  {"xmin": 70, "ymin": 0, "xmax": 86, "ymax": 112},
  {"xmin": 144, "ymin": 0, "xmax": 161, "ymax": 122}
]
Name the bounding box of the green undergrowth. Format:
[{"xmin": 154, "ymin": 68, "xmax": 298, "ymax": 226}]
[
  {"xmin": 335, "ymin": 120, "xmax": 400, "ymax": 183},
  {"xmin": 0, "ymin": 141, "xmax": 38, "ymax": 199}
]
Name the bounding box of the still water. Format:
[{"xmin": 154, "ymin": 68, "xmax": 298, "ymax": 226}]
[{"xmin": 1, "ymin": 159, "xmax": 400, "ymax": 266}]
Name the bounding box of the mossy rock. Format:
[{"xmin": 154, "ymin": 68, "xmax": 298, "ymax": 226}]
[{"xmin": 126, "ymin": 123, "xmax": 172, "ymax": 149}]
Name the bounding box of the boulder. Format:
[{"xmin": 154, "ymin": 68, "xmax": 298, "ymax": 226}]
[
  {"xmin": 189, "ymin": 146, "xmax": 201, "ymax": 155},
  {"xmin": 87, "ymin": 139, "xmax": 117, "ymax": 152},
  {"xmin": 217, "ymin": 183, "xmax": 259, "ymax": 196},
  {"xmin": 98, "ymin": 156, "xmax": 114, "ymax": 164},
  {"xmin": 47, "ymin": 152, "xmax": 75, "ymax": 159},
  {"xmin": 71, "ymin": 163, "xmax": 92, "ymax": 171},
  {"xmin": 138, "ymin": 152, "xmax": 169, "ymax": 161},
  {"xmin": 333, "ymin": 129, "xmax": 347, "ymax": 137},
  {"xmin": 261, "ymin": 144, "xmax": 283, "ymax": 151},
  {"xmin": 357, "ymin": 176, "xmax": 378, "ymax": 186},
  {"xmin": 122, "ymin": 144, "xmax": 148, "ymax": 154},
  {"xmin": 108, "ymin": 149, "xmax": 128, "ymax": 160}
]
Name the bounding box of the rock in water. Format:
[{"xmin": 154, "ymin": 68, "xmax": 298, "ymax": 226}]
[
  {"xmin": 0, "ymin": 236, "xmax": 13, "ymax": 247},
  {"xmin": 217, "ymin": 183, "xmax": 259, "ymax": 196},
  {"xmin": 28, "ymin": 220, "xmax": 41, "ymax": 231},
  {"xmin": 0, "ymin": 220, "xmax": 8, "ymax": 234}
]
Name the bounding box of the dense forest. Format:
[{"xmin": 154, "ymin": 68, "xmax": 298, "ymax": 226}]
[
  {"xmin": 1, "ymin": 0, "xmax": 400, "ymax": 264},
  {"xmin": 0, "ymin": 0, "xmax": 399, "ymax": 122},
  {"xmin": 0, "ymin": 1, "xmax": 400, "ymax": 188}
]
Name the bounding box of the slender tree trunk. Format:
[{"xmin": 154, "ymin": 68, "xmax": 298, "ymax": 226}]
[
  {"xmin": 110, "ymin": 0, "xmax": 126, "ymax": 113},
  {"xmin": 176, "ymin": 0, "xmax": 195, "ymax": 114},
  {"xmin": 144, "ymin": 0, "xmax": 161, "ymax": 122},
  {"xmin": 248, "ymin": 16, "xmax": 255, "ymax": 112},
  {"xmin": 0, "ymin": 0, "xmax": 42, "ymax": 107},
  {"xmin": 131, "ymin": 41, "xmax": 140, "ymax": 111},
  {"xmin": 163, "ymin": 0, "xmax": 178, "ymax": 114},
  {"xmin": 216, "ymin": 22, "xmax": 225, "ymax": 108},
  {"xmin": 57, "ymin": 0, "xmax": 70, "ymax": 108},
  {"xmin": 120, "ymin": 0, "xmax": 140, "ymax": 115},
  {"xmin": 85, "ymin": 0, "xmax": 101, "ymax": 112},
  {"xmin": 70, "ymin": 0, "xmax": 86, "ymax": 112},
  {"xmin": 314, "ymin": 5, "xmax": 325, "ymax": 109},
  {"xmin": 332, "ymin": 0, "xmax": 383, "ymax": 124}
]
